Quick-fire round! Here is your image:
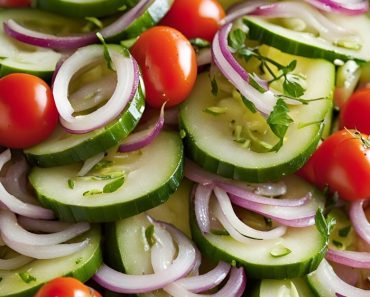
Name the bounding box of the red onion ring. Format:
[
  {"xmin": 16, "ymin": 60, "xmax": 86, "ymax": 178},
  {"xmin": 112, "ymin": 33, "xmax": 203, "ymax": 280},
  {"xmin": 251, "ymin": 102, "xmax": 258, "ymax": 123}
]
[
  {"xmin": 3, "ymin": 0, "xmax": 151, "ymax": 50},
  {"xmin": 331, "ymin": 262, "xmax": 359, "ymax": 286},
  {"xmin": 223, "ymin": 0, "xmax": 270, "ymax": 24},
  {"xmin": 18, "ymin": 216, "xmax": 77, "ymax": 233},
  {"xmin": 212, "ymin": 24, "xmax": 275, "ymax": 116},
  {"xmin": 214, "ymin": 187, "xmax": 287, "ymax": 240},
  {"xmin": 118, "ymin": 103, "xmax": 165, "ymax": 153},
  {"xmin": 309, "ymin": 259, "xmax": 370, "ymax": 297},
  {"xmin": 326, "ymin": 248, "xmax": 370, "ymax": 269},
  {"xmin": 53, "ymin": 45, "xmax": 139, "ymax": 134},
  {"xmin": 0, "ymin": 150, "xmax": 54, "ymax": 219},
  {"xmin": 93, "ymin": 219, "xmax": 196, "ymax": 294},
  {"xmin": 349, "ymin": 199, "xmax": 370, "ymax": 245},
  {"xmin": 304, "ymin": 0, "xmax": 369, "ymax": 15},
  {"xmin": 0, "ymin": 255, "xmax": 33, "ymax": 270},
  {"xmin": 194, "ymin": 184, "xmax": 213, "ymax": 234}
]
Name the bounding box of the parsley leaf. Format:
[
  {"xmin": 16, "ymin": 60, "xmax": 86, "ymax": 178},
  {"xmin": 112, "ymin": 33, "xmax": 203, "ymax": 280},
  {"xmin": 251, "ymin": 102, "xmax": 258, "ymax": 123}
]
[
  {"xmin": 267, "ymin": 99, "xmax": 293, "ymax": 151},
  {"xmin": 96, "ymin": 32, "xmax": 115, "ymax": 71},
  {"xmin": 18, "ymin": 272, "xmax": 36, "ymax": 283},
  {"xmin": 240, "ymin": 94, "xmax": 257, "ymax": 113},
  {"xmin": 103, "ymin": 176, "xmax": 125, "ymax": 193},
  {"xmin": 315, "ymin": 208, "xmax": 336, "ymax": 241},
  {"xmin": 228, "ymin": 28, "xmax": 246, "ymax": 50},
  {"xmin": 283, "ymin": 78, "xmax": 305, "ymax": 98},
  {"xmin": 211, "ymin": 76, "xmax": 218, "ymax": 97}
]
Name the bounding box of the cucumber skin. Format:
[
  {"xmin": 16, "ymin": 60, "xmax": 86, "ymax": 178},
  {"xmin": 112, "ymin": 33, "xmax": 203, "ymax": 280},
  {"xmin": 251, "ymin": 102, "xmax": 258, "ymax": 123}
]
[
  {"xmin": 243, "ymin": 18, "xmax": 367, "ymax": 64},
  {"xmin": 25, "ymin": 83, "xmax": 145, "ymax": 168},
  {"xmin": 180, "ymin": 114, "xmax": 325, "ymax": 183},
  {"xmin": 34, "ymin": 0, "xmax": 136, "ymax": 18},
  {"xmin": 1, "ymin": 225, "xmax": 102, "ymax": 297},
  {"xmin": 0, "ymin": 62, "xmax": 54, "ymax": 82},
  {"xmin": 189, "ymin": 201, "xmax": 327, "ymax": 279},
  {"xmin": 30, "ymin": 139, "xmax": 184, "ymax": 223},
  {"xmin": 106, "ymin": 0, "xmax": 174, "ymax": 42}
]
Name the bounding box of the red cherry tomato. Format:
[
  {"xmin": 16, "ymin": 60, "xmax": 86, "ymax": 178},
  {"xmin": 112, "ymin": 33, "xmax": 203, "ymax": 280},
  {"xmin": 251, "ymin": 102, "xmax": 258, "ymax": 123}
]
[
  {"xmin": 131, "ymin": 26, "xmax": 197, "ymax": 108},
  {"xmin": 300, "ymin": 129, "xmax": 370, "ymax": 201},
  {"xmin": 35, "ymin": 277, "xmax": 102, "ymax": 297},
  {"xmin": 160, "ymin": 0, "xmax": 225, "ymax": 42},
  {"xmin": 0, "ymin": 0, "xmax": 30, "ymax": 7},
  {"xmin": 340, "ymin": 88, "xmax": 370, "ymax": 134},
  {"xmin": 0, "ymin": 73, "xmax": 59, "ymax": 148}
]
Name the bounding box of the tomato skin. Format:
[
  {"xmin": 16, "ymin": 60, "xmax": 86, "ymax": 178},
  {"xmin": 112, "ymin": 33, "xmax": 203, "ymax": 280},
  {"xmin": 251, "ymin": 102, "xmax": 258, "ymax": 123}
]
[
  {"xmin": 340, "ymin": 88, "xmax": 370, "ymax": 134},
  {"xmin": 0, "ymin": 0, "xmax": 30, "ymax": 7},
  {"xmin": 131, "ymin": 26, "xmax": 197, "ymax": 108},
  {"xmin": 160, "ymin": 0, "xmax": 225, "ymax": 42},
  {"xmin": 35, "ymin": 277, "xmax": 102, "ymax": 297},
  {"xmin": 301, "ymin": 130, "xmax": 370, "ymax": 201},
  {"xmin": 0, "ymin": 73, "xmax": 59, "ymax": 149}
]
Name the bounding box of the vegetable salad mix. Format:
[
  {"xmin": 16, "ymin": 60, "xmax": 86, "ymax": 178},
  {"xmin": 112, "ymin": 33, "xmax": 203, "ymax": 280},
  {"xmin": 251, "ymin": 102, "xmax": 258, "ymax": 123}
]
[{"xmin": 0, "ymin": 0, "xmax": 369, "ymax": 296}]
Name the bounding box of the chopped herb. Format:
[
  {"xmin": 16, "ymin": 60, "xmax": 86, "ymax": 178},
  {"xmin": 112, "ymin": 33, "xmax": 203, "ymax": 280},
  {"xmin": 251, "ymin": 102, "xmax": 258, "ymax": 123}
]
[
  {"xmin": 332, "ymin": 240, "xmax": 343, "ymax": 248},
  {"xmin": 145, "ymin": 224, "xmax": 156, "ymax": 247},
  {"xmin": 67, "ymin": 179, "xmax": 75, "ymax": 189},
  {"xmin": 117, "ymin": 4, "xmax": 128, "ymax": 11},
  {"xmin": 249, "ymin": 74, "xmax": 267, "ymax": 93},
  {"xmin": 92, "ymin": 171, "xmax": 125, "ymax": 181},
  {"xmin": 75, "ymin": 257, "xmax": 83, "ymax": 264},
  {"xmin": 211, "ymin": 76, "xmax": 218, "ymax": 96},
  {"xmin": 267, "ymin": 99, "xmax": 293, "ymax": 151},
  {"xmin": 240, "ymin": 93, "xmax": 257, "ymax": 113},
  {"xmin": 231, "ymin": 260, "xmax": 237, "ymax": 267},
  {"xmin": 83, "ymin": 189, "xmax": 103, "ymax": 197},
  {"xmin": 93, "ymin": 160, "xmax": 113, "ymax": 170},
  {"xmin": 85, "ymin": 17, "xmax": 103, "ymax": 29},
  {"xmin": 228, "ymin": 28, "xmax": 246, "ymax": 51},
  {"xmin": 270, "ymin": 244, "xmax": 292, "ymax": 257},
  {"xmin": 338, "ymin": 225, "xmax": 351, "ymax": 238},
  {"xmin": 179, "ymin": 129, "xmax": 187, "ymax": 139},
  {"xmin": 190, "ymin": 38, "xmax": 210, "ymax": 49},
  {"xmin": 18, "ymin": 272, "xmax": 36, "ymax": 283},
  {"xmin": 103, "ymin": 176, "xmax": 125, "ymax": 193},
  {"xmin": 96, "ymin": 32, "xmax": 115, "ymax": 71},
  {"xmin": 283, "ymin": 76, "xmax": 305, "ymax": 98},
  {"xmin": 315, "ymin": 208, "xmax": 336, "ymax": 246},
  {"xmin": 204, "ymin": 106, "xmax": 228, "ymax": 115}
]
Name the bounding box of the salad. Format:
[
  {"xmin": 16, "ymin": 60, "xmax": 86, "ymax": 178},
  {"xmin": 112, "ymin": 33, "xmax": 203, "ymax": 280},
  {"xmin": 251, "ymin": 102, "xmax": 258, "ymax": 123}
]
[{"xmin": 0, "ymin": 0, "xmax": 369, "ymax": 296}]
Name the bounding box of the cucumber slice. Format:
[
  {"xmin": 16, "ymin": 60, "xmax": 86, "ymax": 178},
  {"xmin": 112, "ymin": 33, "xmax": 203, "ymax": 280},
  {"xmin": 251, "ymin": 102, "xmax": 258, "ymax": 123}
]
[
  {"xmin": 256, "ymin": 278, "xmax": 316, "ymax": 297},
  {"xmin": 34, "ymin": 0, "xmax": 136, "ymax": 18},
  {"xmin": 104, "ymin": 179, "xmax": 192, "ymax": 297},
  {"xmin": 24, "ymin": 81, "xmax": 145, "ymax": 167},
  {"xmin": 106, "ymin": 0, "xmax": 173, "ymax": 42},
  {"xmin": 180, "ymin": 47, "xmax": 334, "ymax": 182},
  {"xmin": 190, "ymin": 175, "xmax": 327, "ymax": 279},
  {"xmin": 306, "ymin": 260, "xmax": 337, "ymax": 297},
  {"xmin": 0, "ymin": 9, "xmax": 85, "ymax": 80},
  {"xmin": 0, "ymin": 225, "xmax": 102, "ymax": 297},
  {"xmin": 29, "ymin": 131, "xmax": 184, "ymax": 222},
  {"xmin": 243, "ymin": 12, "xmax": 370, "ymax": 63}
]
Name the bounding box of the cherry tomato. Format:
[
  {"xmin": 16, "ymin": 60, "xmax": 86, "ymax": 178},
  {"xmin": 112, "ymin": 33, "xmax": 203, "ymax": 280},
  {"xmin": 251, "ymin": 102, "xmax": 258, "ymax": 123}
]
[
  {"xmin": 160, "ymin": 0, "xmax": 225, "ymax": 42},
  {"xmin": 35, "ymin": 277, "xmax": 102, "ymax": 297},
  {"xmin": 0, "ymin": 0, "xmax": 30, "ymax": 7},
  {"xmin": 0, "ymin": 73, "xmax": 59, "ymax": 148},
  {"xmin": 340, "ymin": 88, "xmax": 370, "ymax": 134},
  {"xmin": 131, "ymin": 26, "xmax": 197, "ymax": 108},
  {"xmin": 300, "ymin": 129, "xmax": 370, "ymax": 201}
]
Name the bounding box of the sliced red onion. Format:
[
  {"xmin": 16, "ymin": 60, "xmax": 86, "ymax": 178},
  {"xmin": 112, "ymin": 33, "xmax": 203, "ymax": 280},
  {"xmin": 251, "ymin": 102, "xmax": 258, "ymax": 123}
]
[
  {"xmin": 326, "ymin": 248, "xmax": 370, "ymax": 269},
  {"xmin": 197, "ymin": 48, "xmax": 212, "ymax": 67},
  {"xmin": 18, "ymin": 216, "xmax": 76, "ymax": 233},
  {"xmin": 0, "ymin": 210, "xmax": 90, "ymax": 246},
  {"xmin": 214, "ymin": 187, "xmax": 287, "ymax": 240},
  {"xmin": 252, "ymin": 1, "xmax": 356, "ymax": 44},
  {"xmin": 349, "ymin": 200, "xmax": 370, "ymax": 245},
  {"xmin": 331, "ymin": 262, "xmax": 359, "ymax": 286},
  {"xmin": 70, "ymin": 73, "xmax": 117, "ymax": 113},
  {"xmin": 223, "ymin": 0, "xmax": 270, "ymax": 24},
  {"xmin": 194, "ymin": 184, "xmax": 214, "ymax": 234},
  {"xmin": 93, "ymin": 219, "xmax": 196, "ymax": 294},
  {"xmin": 230, "ymin": 191, "xmax": 321, "ymax": 227},
  {"xmin": 311, "ymin": 260, "xmax": 370, "ymax": 297},
  {"xmin": 78, "ymin": 152, "xmax": 105, "ymax": 177},
  {"xmin": 0, "ymin": 150, "xmax": 54, "ymax": 219},
  {"xmin": 118, "ymin": 103, "xmax": 165, "ymax": 153},
  {"xmin": 3, "ymin": 0, "xmax": 151, "ymax": 50},
  {"xmin": 176, "ymin": 262, "xmax": 231, "ymax": 293},
  {"xmin": 53, "ymin": 45, "xmax": 139, "ymax": 134},
  {"xmin": 304, "ymin": 0, "xmax": 369, "ymax": 15},
  {"xmin": 0, "ymin": 255, "xmax": 33, "ymax": 270}
]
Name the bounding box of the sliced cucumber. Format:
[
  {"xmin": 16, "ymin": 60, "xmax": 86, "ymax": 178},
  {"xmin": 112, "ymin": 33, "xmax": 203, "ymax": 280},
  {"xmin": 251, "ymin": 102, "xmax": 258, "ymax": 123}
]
[
  {"xmin": 256, "ymin": 278, "xmax": 316, "ymax": 297},
  {"xmin": 34, "ymin": 0, "xmax": 136, "ymax": 18},
  {"xmin": 24, "ymin": 81, "xmax": 145, "ymax": 167},
  {"xmin": 104, "ymin": 179, "xmax": 192, "ymax": 297},
  {"xmin": 0, "ymin": 225, "xmax": 102, "ymax": 297},
  {"xmin": 29, "ymin": 131, "xmax": 184, "ymax": 222},
  {"xmin": 190, "ymin": 175, "xmax": 327, "ymax": 279},
  {"xmin": 106, "ymin": 0, "xmax": 173, "ymax": 42},
  {"xmin": 243, "ymin": 12, "xmax": 370, "ymax": 63},
  {"xmin": 0, "ymin": 9, "xmax": 86, "ymax": 80},
  {"xmin": 180, "ymin": 46, "xmax": 334, "ymax": 182}
]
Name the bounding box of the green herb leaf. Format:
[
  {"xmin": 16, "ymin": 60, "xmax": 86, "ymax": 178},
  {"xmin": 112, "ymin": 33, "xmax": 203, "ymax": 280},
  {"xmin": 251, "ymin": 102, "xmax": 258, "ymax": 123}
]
[
  {"xmin": 18, "ymin": 272, "xmax": 36, "ymax": 283},
  {"xmin": 240, "ymin": 94, "xmax": 257, "ymax": 113},
  {"xmin": 93, "ymin": 160, "xmax": 113, "ymax": 170},
  {"xmin": 145, "ymin": 224, "xmax": 156, "ymax": 247},
  {"xmin": 338, "ymin": 225, "xmax": 351, "ymax": 238},
  {"xmin": 315, "ymin": 208, "xmax": 336, "ymax": 240},
  {"xmin": 249, "ymin": 74, "xmax": 267, "ymax": 93},
  {"xmin": 92, "ymin": 171, "xmax": 125, "ymax": 181},
  {"xmin": 190, "ymin": 38, "xmax": 210, "ymax": 49},
  {"xmin": 211, "ymin": 76, "xmax": 218, "ymax": 97},
  {"xmin": 103, "ymin": 176, "xmax": 125, "ymax": 193},
  {"xmin": 267, "ymin": 99, "xmax": 293, "ymax": 151},
  {"xmin": 228, "ymin": 29, "xmax": 246, "ymax": 50},
  {"xmin": 85, "ymin": 17, "xmax": 103, "ymax": 29},
  {"xmin": 283, "ymin": 78, "xmax": 305, "ymax": 98},
  {"xmin": 283, "ymin": 60, "xmax": 297, "ymax": 74},
  {"xmin": 67, "ymin": 179, "xmax": 75, "ymax": 189},
  {"xmin": 204, "ymin": 106, "xmax": 228, "ymax": 115},
  {"xmin": 96, "ymin": 32, "xmax": 115, "ymax": 71},
  {"xmin": 83, "ymin": 189, "xmax": 103, "ymax": 197},
  {"xmin": 270, "ymin": 244, "xmax": 292, "ymax": 257}
]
